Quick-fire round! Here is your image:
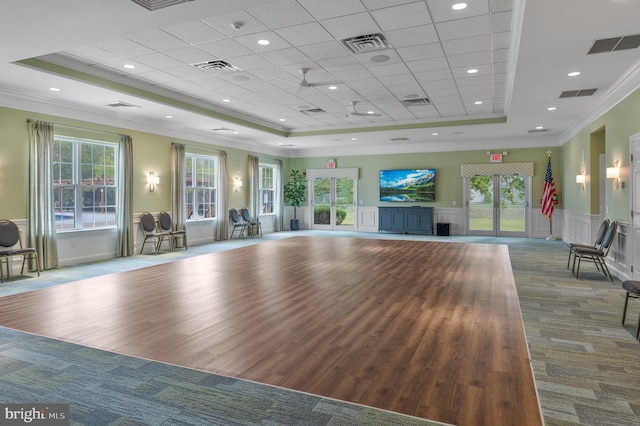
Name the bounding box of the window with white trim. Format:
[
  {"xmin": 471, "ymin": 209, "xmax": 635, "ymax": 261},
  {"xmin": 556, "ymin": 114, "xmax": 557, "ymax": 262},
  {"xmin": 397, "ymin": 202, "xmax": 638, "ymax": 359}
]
[
  {"xmin": 186, "ymin": 153, "xmax": 217, "ymax": 220},
  {"xmin": 52, "ymin": 137, "xmax": 118, "ymax": 230},
  {"xmin": 260, "ymin": 164, "xmax": 275, "ymax": 214}
]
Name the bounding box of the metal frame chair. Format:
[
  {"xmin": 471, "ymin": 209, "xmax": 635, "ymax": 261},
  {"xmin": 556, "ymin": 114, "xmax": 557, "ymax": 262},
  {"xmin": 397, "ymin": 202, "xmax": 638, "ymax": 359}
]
[
  {"xmin": 0, "ymin": 219, "xmax": 41, "ymax": 281},
  {"xmin": 571, "ymin": 220, "xmax": 618, "ymax": 281},
  {"xmin": 158, "ymin": 211, "xmax": 187, "ymax": 251},
  {"xmin": 139, "ymin": 212, "xmax": 171, "ymax": 254},
  {"xmin": 229, "ymin": 208, "xmax": 248, "ymax": 239},
  {"xmin": 240, "ymin": 207, "xmax": 262, "ymax": 238},
  {"xmin": 567, "ymin": 218, "xmax": 610, "ymax": 269}
]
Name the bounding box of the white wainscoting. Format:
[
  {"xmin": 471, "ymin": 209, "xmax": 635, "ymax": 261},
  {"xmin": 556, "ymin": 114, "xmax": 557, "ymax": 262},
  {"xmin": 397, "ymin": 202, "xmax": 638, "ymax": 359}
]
[
  {"xmin": 607, "ymin": 220, "xmax": 629, "ymax": 281},
  {"xmin": 357, "ymin": 207, "xmax": 378, "ymax": 233},
  {"xmin": 561, "ymin": 210, "xmax": 596, "ymax": 245},
  {"xmin": 531, "ymin": 209, "xmax": 564, "ymax": 239},
  {"xmin": 433, "ymin": 207, "xmax": 465, "ymax": 236}
]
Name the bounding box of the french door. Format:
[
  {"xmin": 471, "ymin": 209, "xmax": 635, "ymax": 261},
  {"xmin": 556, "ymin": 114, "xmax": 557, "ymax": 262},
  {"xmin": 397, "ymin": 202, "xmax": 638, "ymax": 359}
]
[
  {"xmin": 466, "ymin": 174, "xmax": 529, "ymax": 237},
  {"xmin": 311, "ymin": 177, "xmax": 356, "ymax": 231}
]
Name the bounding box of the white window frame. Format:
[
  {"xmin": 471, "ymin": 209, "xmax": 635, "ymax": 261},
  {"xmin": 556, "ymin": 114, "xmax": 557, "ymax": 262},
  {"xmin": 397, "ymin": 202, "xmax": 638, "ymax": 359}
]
[
  {"xmin": 185, "ymin": 153, "xmax": 217, "ymax": 221},
  {"xmin": 259, "ymin": 163, "xmax": 276, "ymax": 215},
  {"xmin": 52, "ymin": 136, "xmax": 118, "ymax": 231}
]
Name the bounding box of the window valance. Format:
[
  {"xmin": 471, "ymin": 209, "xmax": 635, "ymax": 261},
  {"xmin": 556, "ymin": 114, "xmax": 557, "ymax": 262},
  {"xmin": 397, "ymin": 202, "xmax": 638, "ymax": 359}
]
[{"xmin": 460, "ymin": 162, "xmax": 534, "ymax": 177}]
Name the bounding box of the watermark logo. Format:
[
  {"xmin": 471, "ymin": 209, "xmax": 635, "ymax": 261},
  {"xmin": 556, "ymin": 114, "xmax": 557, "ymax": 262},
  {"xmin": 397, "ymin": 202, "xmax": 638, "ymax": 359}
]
[{"xmin": 1, "ymin": 404, "xmax": 69, "ymax": 425}]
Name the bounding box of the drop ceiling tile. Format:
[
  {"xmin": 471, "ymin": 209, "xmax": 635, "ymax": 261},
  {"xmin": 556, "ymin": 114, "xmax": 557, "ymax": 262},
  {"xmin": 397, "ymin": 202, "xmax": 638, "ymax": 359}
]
[
  {"xmin": 429, "ymin": 95, "xmax": 462, "ymax": 104},
  {"xmin": 161, "ymin": 65, "xmax": 210, "ymax": 80},
  {"xmin": 135, "ymin": 70, "xmax": 181, "ymax": 84},
  {"xmin": 406, "ymin": 57, "xmax": 449, "ymax": 73},
  {"xmin": 368, "ymin": 62, "xmax": 410, "ymax": 77},
  {"xmin": 275, "ymin": 22, "xmax": 335, "ymax": 47},
  {"xmin": 426, "ymin": 86, "xmax": 458, "ymax": 97},
  {"xmin": 63, "ymin": 46, "xmax": 123, "ymax": 64},
  {"xmin": 163, "ymin": 46, "xmax": 213, "ymax": 64},
  {"xmin": 297, "ymin": 0, "xmax": 366, "ymax": 20},
  {"xmin": 492, "ymin": 0, "xmax": 514, "ymax": 13},
  {"xmin": 362, "ymin": 0, "xmax": 418, "ymax": 10},
  {"xmin": 436, "ymin": 15, "xmax": 491, "ymax": 41},
  {"xmin": 410, "ymin": 105, "xmax": 441, "ymax": 118},
  {"xmin": 493, "ymin": 48, "xmax": 509, "ymax": 63},
  {"xmin": 298, "ymin": 41, "xmax": 350, "ymax": 61},
  {"xmin": 246, "ymin": 0, "xmax": 315, "ymax": 29},
  {"xmin": 442, "ymin": 35, "xmax": 491, "ymax": 56},
  {"xmin": 320, "ymin": 12, "xmax": 382, "ymax": 40},
  {"xmin": 231, "ymin": 54, "xmax": 275, "ymax": 71},
  {"xmin": 385, "ymin": 25, "xmax": 439, "ymax": 48},
  {"xmin": 130, "ymin": 52, "xmax": 184, "ymax": 70},
  {"xmin": 316, "ymin": 55, "xmax": 362, "ymax": 71},
  {"xmin": 125, "ymin": 29, "xmax": 189, "ymax": 51},
  {"xmin": 330, "ymin": 68, "xmax": 375, "ymax": 82},
  {"xmin": 493, "ymin": 62, "xmax": 508, "ymax": 74},
  {"xmin": 492, "ymin": 11, "xmax": 512, "ymax": 33},
  {"xmin": 370, "ymin": 2, "xmax": 431, "ymax": 31},
  {"xmin": 385, "ymin": 83, "xmax": 425, "ymax": 96},
  {"xmin": 233, "ymin": 31, "xmax": 292, "ymax": 53},
  {"xmin": 261, "ymin": 48, "xmax": 311, "ymax": 66},
  {"xmin": 447, "ymin": 51, "xmax": 491, "ymax": 68},
  {"xmin": 454, "ymin": 74, "xmax": 493, "ymax": 87},
  {"xmin": 197, "ymin": 39, "xmax": 254, "ymax": 59},
  {"xmin": 413, "ymin": 69, "xmax": 454, "ymax": 82},
  {"xmin": 377, "ymin": 73, "xmax": 417, "ymax": 87},
  {"xmin": 92, "ymin": 37, "xmax": 155, "ymax": 58},
  {"xmin": 492, "ymin": 32, "xmax": 511, "ymax": 49},
  {"xmin": 162, "ymin": 20, "xmax": 226, "ymax": 45},
  {"xmin": 202, "ymin": 11, "xmax": 269, "ymax": 37},
  {"xmin": 397, "ymin": 43, "xmax": 444, "ymax": 62},
  {"xmin": 459, "ymin": 84, "xmax": 493, "ymax": 95},
  {"xmin": 353, "ymin": 50, "xmax": 402, "ymax": 67},
  {"xmin": 426, "ymin": 0, "xmax": 489, "ymax": 23}
]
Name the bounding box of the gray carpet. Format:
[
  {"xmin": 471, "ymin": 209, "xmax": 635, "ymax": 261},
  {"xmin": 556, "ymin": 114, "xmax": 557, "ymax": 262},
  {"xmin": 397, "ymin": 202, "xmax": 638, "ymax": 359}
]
[{"xmin": 1, "ymin": 231, "xmax": 639, "ymax": 425}]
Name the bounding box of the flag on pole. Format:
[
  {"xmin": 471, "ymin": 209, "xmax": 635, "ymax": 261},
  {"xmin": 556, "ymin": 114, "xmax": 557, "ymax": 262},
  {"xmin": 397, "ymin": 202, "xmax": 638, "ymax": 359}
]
[{"xmin": 541, "ymin": 156, "xmax": 556, "ymax": 219}]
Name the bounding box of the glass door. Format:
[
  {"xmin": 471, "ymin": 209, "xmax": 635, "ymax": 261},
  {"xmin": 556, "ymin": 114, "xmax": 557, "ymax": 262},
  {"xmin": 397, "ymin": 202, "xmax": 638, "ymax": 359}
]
[
  {"xmin": 467, "ymin": 175, "xmax": 528, "ymax": 237},
  {"xmin": 311, "ymin": 178, "xmax": 356, "ymax": 231}
]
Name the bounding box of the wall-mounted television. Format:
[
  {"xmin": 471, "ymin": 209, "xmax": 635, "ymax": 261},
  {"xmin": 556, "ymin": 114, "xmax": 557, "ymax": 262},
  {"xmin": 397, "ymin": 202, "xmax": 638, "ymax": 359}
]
[{"xmin": 379, "ymin": 169, "xmax": 436, "ymax": 202}]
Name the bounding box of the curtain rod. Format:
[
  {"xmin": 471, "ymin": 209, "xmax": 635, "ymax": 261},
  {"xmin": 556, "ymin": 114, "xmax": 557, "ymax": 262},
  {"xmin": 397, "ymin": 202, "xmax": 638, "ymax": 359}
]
[{"xmin": 29, "ymin": 120, "xmax": 126, "ymax": 138}]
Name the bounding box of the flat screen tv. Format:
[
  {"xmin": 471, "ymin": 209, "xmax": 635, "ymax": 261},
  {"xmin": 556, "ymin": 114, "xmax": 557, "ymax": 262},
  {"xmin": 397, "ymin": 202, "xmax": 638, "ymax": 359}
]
[{"xmin": 379, "ymin": 169, "xmax": 436, "ymax": 202}]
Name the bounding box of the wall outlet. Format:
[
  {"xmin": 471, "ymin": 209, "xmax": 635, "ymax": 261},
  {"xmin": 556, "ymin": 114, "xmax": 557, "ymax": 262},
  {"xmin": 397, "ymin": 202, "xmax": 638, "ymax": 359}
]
[{"xmin": 452, "ymin": 200, "xmax": 456, "ymax": 206}]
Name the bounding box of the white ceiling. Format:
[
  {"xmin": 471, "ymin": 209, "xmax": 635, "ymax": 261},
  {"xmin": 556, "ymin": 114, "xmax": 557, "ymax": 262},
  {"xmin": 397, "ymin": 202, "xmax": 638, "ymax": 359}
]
[{"xmin": 1, "ymin": 0, "xmax": 640, "ymax": 158}]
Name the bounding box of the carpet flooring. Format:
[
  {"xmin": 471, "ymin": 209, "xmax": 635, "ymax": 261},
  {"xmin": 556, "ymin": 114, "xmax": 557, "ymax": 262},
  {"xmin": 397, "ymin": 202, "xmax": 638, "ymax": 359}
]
[{"xmin": 1, "ymin": 231, "xmax": 639, "ymax": 425}]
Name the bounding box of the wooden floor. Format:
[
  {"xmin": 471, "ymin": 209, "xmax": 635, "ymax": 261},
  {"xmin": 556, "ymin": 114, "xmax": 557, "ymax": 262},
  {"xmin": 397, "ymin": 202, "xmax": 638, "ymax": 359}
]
[{"xmin": 0, "ymin": 236, "xmax": 542, "ymax": 426}]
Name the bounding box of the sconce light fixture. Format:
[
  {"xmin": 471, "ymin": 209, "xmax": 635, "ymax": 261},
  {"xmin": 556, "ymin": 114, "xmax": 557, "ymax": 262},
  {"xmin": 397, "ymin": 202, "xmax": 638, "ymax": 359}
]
[
  {"xmin": 233, "ymin": 177, "xmax": 243, "ymax": 192},
  {"xmin": 575, "ymin": 171, "xmax": 585, "ymax": 190},
  {"xmin": 606, "ymin": 160, "xmax": 622, "ymax": 189},
  {"xmin": 147, "ymin": 172, "xmax": 159, "ymax": 192}
]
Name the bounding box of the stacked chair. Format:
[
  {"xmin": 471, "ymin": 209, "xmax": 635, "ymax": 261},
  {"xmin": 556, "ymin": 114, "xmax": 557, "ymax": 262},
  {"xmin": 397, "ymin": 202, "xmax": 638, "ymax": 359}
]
[{"xmin": 568, "ymin": 219, "xmax": 618, "ymax": 281}]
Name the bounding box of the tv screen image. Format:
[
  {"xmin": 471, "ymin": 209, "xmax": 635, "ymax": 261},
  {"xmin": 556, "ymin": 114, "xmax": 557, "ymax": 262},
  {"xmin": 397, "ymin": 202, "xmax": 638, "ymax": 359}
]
[{"xmin": 379, "ymin": 169, "xmax": 436, "ymax": 202}]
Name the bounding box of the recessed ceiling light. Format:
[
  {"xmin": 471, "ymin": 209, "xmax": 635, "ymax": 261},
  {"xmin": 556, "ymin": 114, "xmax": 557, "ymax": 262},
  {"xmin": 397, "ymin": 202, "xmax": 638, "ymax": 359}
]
[
  {"xmin": 279, "ymin": 118, "xmax": 286, "ymax": 122},
  {"xmin": 351, "ymin": 138, "xmax": 357, "ymax": 141},
  {"xmin": 474, "ymin": 101, "xmax": 483, "ymax": 105},
  {"xmin": 432, "ymin": 132, "xmax": 438, "ymax": 136},
  {"xmin": 165, "ymin": 115, "xmax": 173, "ymax": 119},
  {"xmin": 367, "ymin": 111, "xmax": 375, "ymax": 114},
  {"xmin": 452, "ymin": 3, "xmax": 468, "ymax": 10},
  {"xmin": 222, "ymin": 99, "xmax": 231, "ymax": 102},
  {"xmin": 547, "ymin": 106, "xmax": 557, "ymax": 111},
  {"xmin": 257, "ymin": 39, "xmax": 270, "ymax": 45},
  {"xmin": 467, "ymin": 68, "xmax": 479, "ymax": 74},
  {"xmin": 536, "ymin": 126, "xmax": 544, "ymax": 130},
  {"xmin": 49, "ymin": 87, "xmax": 61, "ymax": 92},
  {"xmin": 233, "ymin": 131, "xmax": 239, "ymax": 135},
  {"xmin": 124, "ymin": 64, "xmax": 135, "ymax": 69},
  {"xmin": 328, "ymin": 86, "xmax": 338, "ymax": 90},
  {"xmin": 568, "ymin": 71, "xmax": 581, "ymax": 77}
]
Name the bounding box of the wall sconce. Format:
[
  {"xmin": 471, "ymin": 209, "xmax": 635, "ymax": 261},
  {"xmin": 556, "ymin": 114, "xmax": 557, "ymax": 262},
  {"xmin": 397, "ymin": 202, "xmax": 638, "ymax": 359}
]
[
  {"xmin": 606, "ymin": 160, "xmax": 622, "ymax": 189},
  {"xmin": 147, "ymin": 172, "xmax": 159, "ymax": 192},
  {"xmin": 233, "ymin": 177, "xmax": 243, "ymax": 192},
  {"xmin": 575, "ymin": 171, "xmax": 585, "ymax": 190}
]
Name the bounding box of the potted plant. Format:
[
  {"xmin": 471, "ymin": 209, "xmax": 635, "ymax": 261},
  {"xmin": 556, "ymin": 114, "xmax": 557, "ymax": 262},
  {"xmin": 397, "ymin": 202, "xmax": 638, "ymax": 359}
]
[{"xmin": 283, "ymin": 169, "xmax": 307, "ymax": 231}]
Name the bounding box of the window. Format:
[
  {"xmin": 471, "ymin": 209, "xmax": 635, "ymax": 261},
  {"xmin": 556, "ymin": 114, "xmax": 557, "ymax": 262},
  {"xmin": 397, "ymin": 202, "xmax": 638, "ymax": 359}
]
[
  {"xmin": 260, "ymin": 164, "xmax": 275, "ymax": 214},
  {"xmin": 53, "ymin": 137, "xmax": 118, "ymax": 230},
  {"xmin": 186, "ymin": 154, "xmax": 217, "ymax": 220}
]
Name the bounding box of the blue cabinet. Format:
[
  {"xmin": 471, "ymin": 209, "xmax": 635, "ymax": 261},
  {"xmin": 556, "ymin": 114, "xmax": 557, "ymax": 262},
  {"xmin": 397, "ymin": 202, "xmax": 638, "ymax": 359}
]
[{"xmin": 378, "ymin": 206, "xmax": 433, "ymax": 234}]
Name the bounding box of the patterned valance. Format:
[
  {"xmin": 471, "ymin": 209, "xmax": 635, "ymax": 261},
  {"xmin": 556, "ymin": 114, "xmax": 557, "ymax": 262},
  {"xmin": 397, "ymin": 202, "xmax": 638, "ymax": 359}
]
[
  {"xmin": 460, "ymin": 162, "xmax": 534, "ymax": 177},
  {"xmin": 305, "ymin": 168, "xmax": 359, "ymax": 180}
]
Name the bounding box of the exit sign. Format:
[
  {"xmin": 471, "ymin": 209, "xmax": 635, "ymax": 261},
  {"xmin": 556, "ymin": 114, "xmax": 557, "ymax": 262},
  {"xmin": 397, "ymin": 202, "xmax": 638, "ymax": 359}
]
[{"xmin": 490, "ymin": 153, "xmax": 503, "ymax": 163}]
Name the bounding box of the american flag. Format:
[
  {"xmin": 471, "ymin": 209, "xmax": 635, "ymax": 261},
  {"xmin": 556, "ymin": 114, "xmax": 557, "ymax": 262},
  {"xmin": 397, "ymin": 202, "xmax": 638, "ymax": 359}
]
[{"xmin": 541, "ymin": 156, "xmax": 556, "ymax": 219}]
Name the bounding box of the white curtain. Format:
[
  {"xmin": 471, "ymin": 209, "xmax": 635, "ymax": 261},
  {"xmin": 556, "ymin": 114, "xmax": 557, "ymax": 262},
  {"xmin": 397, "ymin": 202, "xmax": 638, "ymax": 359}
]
[
  {"xmin": 171, "ymin": 143, "xmax": 186, "ymax": 247},
  {"xmin": 248, "ymin": 155, "xmax": 260, "ymax": 219},
  {"xmin": 275, "ymin": 159, "xmax": 284, "ymax": 232},
  {"xmin": 116, "ymin": 135, "xmax": 134, "ymax": 257},
  {"xmin": 216, "ymin": 150, "xmax": 229, "ymax": 240},
  {"xmin": 27, "ymin": 120, "xmax": 58, "ymax": 270}
]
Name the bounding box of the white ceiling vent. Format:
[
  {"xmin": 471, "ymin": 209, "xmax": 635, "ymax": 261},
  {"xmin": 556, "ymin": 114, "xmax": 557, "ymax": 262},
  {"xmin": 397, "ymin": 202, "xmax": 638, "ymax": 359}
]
[
  {"xmin": 130, "ymin": 0, "xmax": 194, "ymax": 11},
  {"xmin": 390, "ymin": 137, "xmax": 409, "ymax": 141},
  {"xmin": 559, "ymin": 89, "xmax": 597, "ymax": 98},
  {"xmin": 528, "ymin": 128, "xmax": 548, "ymax": 134},
  {"xmin": 212, "ymin": 127, "xmax": 236, "ymax": 132},
  {"xmin": 588, "ymin": 35, "xmax": 640, "ymax": 54},
  {"xmin": 401, "ymin": 98, "xmax": 431, "ymax": 106},
  {"xmin": 300, "ymin": 108, "xmax": 326, "ymax": 115},
  {"xmin": 107, "ymin": 101, "xmax": 141, "ymax": 108},
  {"xmin": 341, "ymin": 34, "xmax": 391, "ymax": 54},
  {"xmin": 191, "ymin": 60, "xmax": 240, "ymax": 73}
]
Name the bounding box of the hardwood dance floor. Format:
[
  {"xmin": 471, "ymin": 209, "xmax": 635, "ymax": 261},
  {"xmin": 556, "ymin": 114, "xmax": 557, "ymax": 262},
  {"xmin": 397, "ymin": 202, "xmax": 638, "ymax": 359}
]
[{"xmin": 0, "ymin": 236, "xmax": 542, "ymax": 426}]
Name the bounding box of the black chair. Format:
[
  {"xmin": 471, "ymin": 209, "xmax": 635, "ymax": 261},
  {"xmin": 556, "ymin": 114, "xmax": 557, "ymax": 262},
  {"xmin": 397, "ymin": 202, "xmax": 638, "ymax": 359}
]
[
  {"xmin": 240, "ymin": 207, "xmax": 262, "ymax": 238},
  {"xmin": 567, "ymin": 218, "xmax": 610, "ymax": 269},
  {"xmin": 571, "ymin": 220, "xmax": 618, "ymax": 281},
  {"xmin": 0, "ymin": 219, "xmax": 40, "ymax": 281},
  {"xmin": 621, "ymin": 280, "xmax": 640, "ymax": 340},
  {"xmin": 229, "ymin": 208, "xmax": 248, "ymax": 239},
  {"xmin": 158, "ymin": 211, "xmax": 187, "ymax": 251},
  {"xmin": 139, "ymin": 212, "xmax": 170, "ymax": 254}
]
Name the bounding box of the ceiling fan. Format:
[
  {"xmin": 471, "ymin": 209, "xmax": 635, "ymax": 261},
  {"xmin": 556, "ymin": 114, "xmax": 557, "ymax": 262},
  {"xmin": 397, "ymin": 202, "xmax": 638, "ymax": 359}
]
[
  {"xmin": 274, "ymin": 68, "xmax": 343, "ymax": 91},
  {"xmin": 345, "ymin": 101, "xmax": 382, "ymax": 117}
]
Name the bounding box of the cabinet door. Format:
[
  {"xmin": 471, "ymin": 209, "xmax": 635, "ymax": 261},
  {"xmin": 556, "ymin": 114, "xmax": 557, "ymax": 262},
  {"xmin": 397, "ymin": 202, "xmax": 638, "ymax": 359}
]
[
  {"xmin": 391, "ymin": 209, "xmax": 405, "ymax": 230},
  {"xmin": 379, "ymin": 208, "xmax": 392, "ymax": 230},
  {"xmin": 417, "ymin": 208, "xmax": 432, "ymax": 234},
  {"xmin": 405, "ymin": 209, "xmax": 419, "ymax": 231}
]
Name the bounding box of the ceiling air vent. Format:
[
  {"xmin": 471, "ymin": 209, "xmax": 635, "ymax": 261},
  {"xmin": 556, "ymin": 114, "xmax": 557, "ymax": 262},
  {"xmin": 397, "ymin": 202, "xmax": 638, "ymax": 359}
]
[
  {"xmin": 212, "ymin": 127, "xmax": 236, "ymax": 132},
  {"xmin": 300, "ymin": 108, "xmax": 326, "ymax": 115},
  {"xmin": 401, "ymin": 98, "xmax": 431, "ymax": 106},
  {"xmin": 341, "ymin": 34, "xmax": 391, "ymax": 54},
  {"xmin": 390, "ymin": 137, "xmax": 410, "ymax": 142},
  {"xmin": 107, "ymin": 101, "xmax": 141, "ymax": 108},
  {"xmin": 559, "ymin": 89, "xmax": 598, "ymax": 98},
  {"xmin": 588, "ymin": 34, "xmax": 640, "ymax": 54},
  {"xmin": 130, "ymin": 0, "xmax": 194, "ymax": 11},
  {"xmin": 191, "ymin": 60, "xmax": 241, "ymax": 73},
  {"xmin": 528, "ymin": 128, "xmax": 548, "ymax": 134}
]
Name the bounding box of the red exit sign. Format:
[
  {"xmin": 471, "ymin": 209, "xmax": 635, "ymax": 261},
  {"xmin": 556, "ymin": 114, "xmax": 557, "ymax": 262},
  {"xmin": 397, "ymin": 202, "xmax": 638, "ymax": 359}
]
[{"xmin": 490, "ymin": 153, "xmax": 503, "ymax": 163}]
